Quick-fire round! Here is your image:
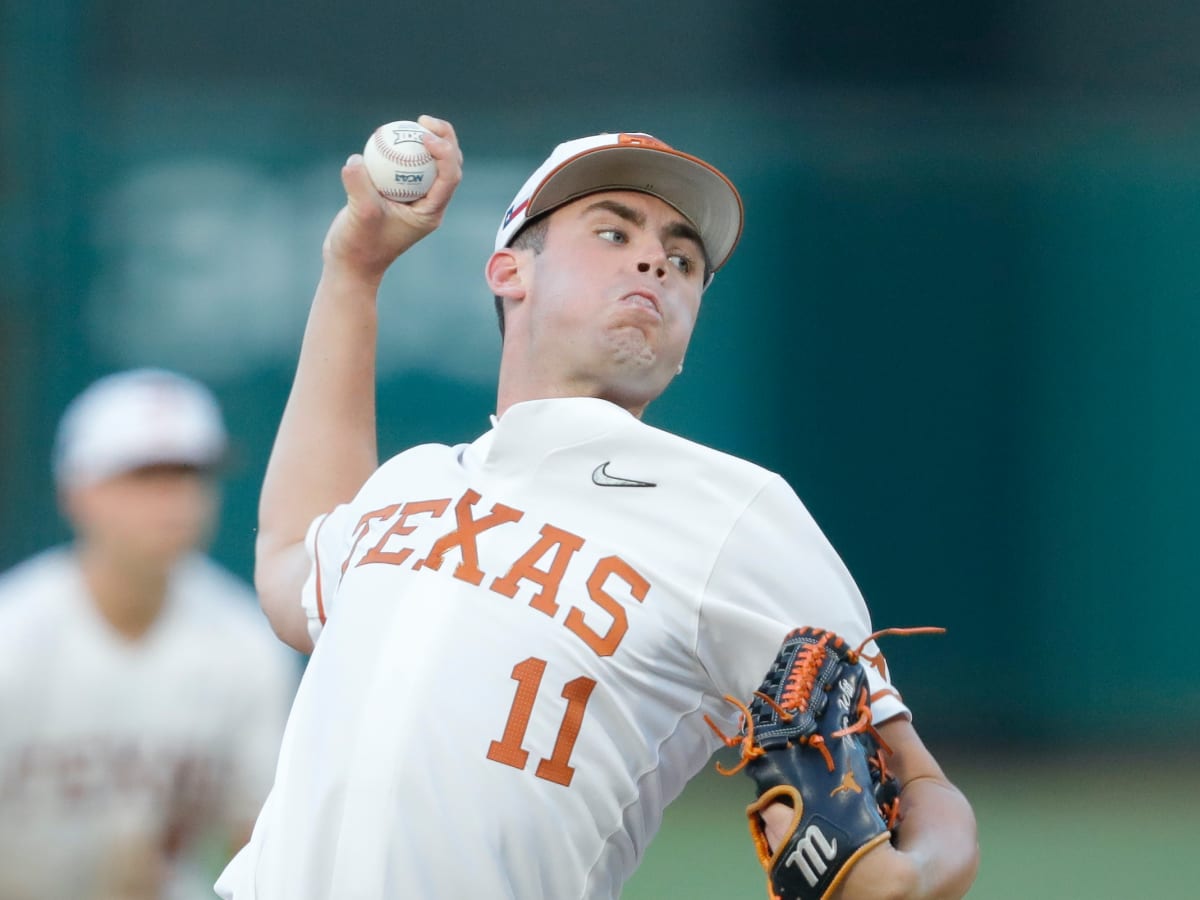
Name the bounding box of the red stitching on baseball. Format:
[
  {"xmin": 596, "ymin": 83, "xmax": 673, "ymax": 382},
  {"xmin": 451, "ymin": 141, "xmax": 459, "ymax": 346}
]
[{"xmin": 373, "ymin": 131, "xmax": 432, "ymax": 167}]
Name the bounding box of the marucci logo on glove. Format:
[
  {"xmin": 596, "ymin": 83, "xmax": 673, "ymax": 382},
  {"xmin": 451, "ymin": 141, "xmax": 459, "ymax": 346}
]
[
  {"xmin": 786, "ymin": 824, "xmax": 839, "ymax": 889},
  {"xmin": 591, "ymin": 462, "xmax": 656, "ymax": 488}
]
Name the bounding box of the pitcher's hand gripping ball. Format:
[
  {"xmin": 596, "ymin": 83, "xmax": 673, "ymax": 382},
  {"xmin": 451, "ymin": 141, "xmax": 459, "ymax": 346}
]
[
  {"xmin": 706, "ymin": 626, "xmax": 940, "ymax": 900},
  {"xmin": 362, "ymin": 120, "xmax": 437, "ymax": 203}
]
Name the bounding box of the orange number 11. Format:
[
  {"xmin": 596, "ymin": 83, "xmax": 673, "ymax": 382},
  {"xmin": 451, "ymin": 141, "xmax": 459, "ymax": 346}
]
[{"xmin": 487, "ymin": 656, "xmax": 597, "ymax": 787}]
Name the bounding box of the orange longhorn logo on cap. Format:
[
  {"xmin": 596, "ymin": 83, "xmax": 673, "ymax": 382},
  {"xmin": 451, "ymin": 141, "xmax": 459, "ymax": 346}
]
[{"xmin": 617, "ymin": 133, "xmax": 672, "ymax": 150}]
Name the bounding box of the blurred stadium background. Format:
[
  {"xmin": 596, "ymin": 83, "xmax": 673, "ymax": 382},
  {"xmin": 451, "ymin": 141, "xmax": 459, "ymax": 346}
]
[{"xmin": 3, "ymin": 1, "xmax": 1197, "ymax": 896}]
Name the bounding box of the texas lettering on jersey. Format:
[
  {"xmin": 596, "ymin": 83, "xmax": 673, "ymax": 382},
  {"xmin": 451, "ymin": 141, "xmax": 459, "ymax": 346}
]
[{"xmin": 324, "ymin": 487, "xmax": 650, "ymax": 659}]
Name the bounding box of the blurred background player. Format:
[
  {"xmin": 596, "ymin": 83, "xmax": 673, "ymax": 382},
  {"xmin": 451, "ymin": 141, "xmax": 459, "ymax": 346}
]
[{"xmin": 0, "ymin": 368, "xmax": 298, "ymax": 900}]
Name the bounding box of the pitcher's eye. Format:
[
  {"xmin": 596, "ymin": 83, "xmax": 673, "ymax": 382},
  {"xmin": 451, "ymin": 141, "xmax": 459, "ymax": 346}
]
[
  {"xmin": 598, "ymin": 228, "xmax": 627, "ymax": 244},
  {"xmin": 669, "ymin": 253, "xmax": 694, "ymax": 274}
]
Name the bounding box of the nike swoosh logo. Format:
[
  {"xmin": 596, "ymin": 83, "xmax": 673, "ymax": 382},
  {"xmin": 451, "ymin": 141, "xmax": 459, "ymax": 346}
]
[{"xmin": 591, "ymin": 461, "xmax": 657, "ymax": 488}]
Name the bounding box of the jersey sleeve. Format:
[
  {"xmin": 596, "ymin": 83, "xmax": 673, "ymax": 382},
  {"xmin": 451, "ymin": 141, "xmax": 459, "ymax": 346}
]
[
  {"xmin": 696, "ymin": 475, "xmax": 909, "ymax": 727},
  {"xmin": 300, "ymin": 502, "xmax": 359, "ymax": 645}
]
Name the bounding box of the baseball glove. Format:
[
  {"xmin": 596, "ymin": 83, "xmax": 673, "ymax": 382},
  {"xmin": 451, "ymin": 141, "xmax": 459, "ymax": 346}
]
[{"xmin": 705, "ymin": 626, "xmax": 941, "ymax": 900}]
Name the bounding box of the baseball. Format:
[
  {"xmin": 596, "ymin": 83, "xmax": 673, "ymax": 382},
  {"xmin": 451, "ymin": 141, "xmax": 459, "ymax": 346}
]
[{"xmin": 362, "ymin": 120, "xmax": 437, "ymax": 203}]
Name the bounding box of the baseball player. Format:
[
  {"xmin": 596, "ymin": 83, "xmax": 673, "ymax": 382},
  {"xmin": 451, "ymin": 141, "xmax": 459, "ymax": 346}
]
[
  {"xmin": 0, "ymin": 369, "xmax": 298, "ymax": 900},
  {"xmin": 216, "ymin": 118, "xmax": 978, "ymax": 899}
]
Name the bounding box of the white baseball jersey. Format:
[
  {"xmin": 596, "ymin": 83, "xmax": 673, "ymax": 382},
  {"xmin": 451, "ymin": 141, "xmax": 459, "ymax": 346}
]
[
  {"xmin": 217, "ymin": 397, "xmax": 908, "ymax": 900},
  {"xmin": 0, "ymin": 548, "xmax": 298, "ymax": 900}
]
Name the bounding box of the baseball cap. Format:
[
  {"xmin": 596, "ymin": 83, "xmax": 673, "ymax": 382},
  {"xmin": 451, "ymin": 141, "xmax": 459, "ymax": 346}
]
[
  {"xmin": 53, "ymin": 368, "xmax": 228, "ymax": 487},
  {"xmin": 495, "ymin": 132, "xmax": 744, "ymax": 280}
]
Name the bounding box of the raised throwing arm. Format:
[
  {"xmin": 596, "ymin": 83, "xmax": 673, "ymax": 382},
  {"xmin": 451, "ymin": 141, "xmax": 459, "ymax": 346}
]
[{"xmin": 255, "ymin": 116, "xmax": 463, "ymax": 651}]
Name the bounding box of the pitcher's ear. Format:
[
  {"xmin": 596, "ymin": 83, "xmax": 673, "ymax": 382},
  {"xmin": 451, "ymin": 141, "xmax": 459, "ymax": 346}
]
[{"xmin": 486, "ymin": 249, "xmax": 526, "ymax": 300}]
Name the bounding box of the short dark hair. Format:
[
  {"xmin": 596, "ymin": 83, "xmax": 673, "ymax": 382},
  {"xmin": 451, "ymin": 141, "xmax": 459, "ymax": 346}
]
[{"xmin": 493, "ymin": 215, "xmax": 550, "ymax": 340}]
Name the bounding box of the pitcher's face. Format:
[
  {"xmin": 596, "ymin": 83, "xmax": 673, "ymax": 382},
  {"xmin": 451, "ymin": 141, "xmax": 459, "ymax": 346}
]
[{"xmin": 516, "ymin": 190, "xmax": 707, "ymax": 413}]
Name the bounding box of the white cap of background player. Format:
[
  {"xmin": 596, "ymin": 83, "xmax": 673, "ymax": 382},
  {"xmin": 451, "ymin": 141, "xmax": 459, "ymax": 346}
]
[
  {"xmin": 494, "ymin": 131, "xmax": 745, "ymax": 283},
  {"xmin": 53, "ymin": 368, "xmax": 228, "ymax": 487}
]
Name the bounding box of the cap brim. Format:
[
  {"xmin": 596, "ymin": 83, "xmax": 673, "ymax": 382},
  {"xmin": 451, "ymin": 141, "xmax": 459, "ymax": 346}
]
[{"xmin": 527, "ymin": 144, "xmax": 743, "ymax": 274}]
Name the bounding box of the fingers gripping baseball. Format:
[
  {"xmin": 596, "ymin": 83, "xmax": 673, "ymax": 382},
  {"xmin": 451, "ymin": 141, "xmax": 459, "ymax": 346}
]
[
  {"xmin": 324, "ymin": 114, "xmax": 463, "ymax": 281},
  {"xmin": 412, "ymin": 115, "xmax": 463, "ymax": 211}
]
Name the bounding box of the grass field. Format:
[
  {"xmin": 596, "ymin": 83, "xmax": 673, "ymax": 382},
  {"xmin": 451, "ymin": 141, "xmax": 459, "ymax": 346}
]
[{"xmin": 623, "ymin": 751, "xmax": 1196, "ymax": 899}]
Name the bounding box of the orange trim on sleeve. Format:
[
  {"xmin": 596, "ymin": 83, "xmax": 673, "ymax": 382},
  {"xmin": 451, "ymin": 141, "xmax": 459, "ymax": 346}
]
[
  {"xmin": 870, "ymin": 687, "xmax": 902, "ymax": 705},
  {"xmin": 313, "ymin": 515, "xmax": 329, "ymax": 625}
]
